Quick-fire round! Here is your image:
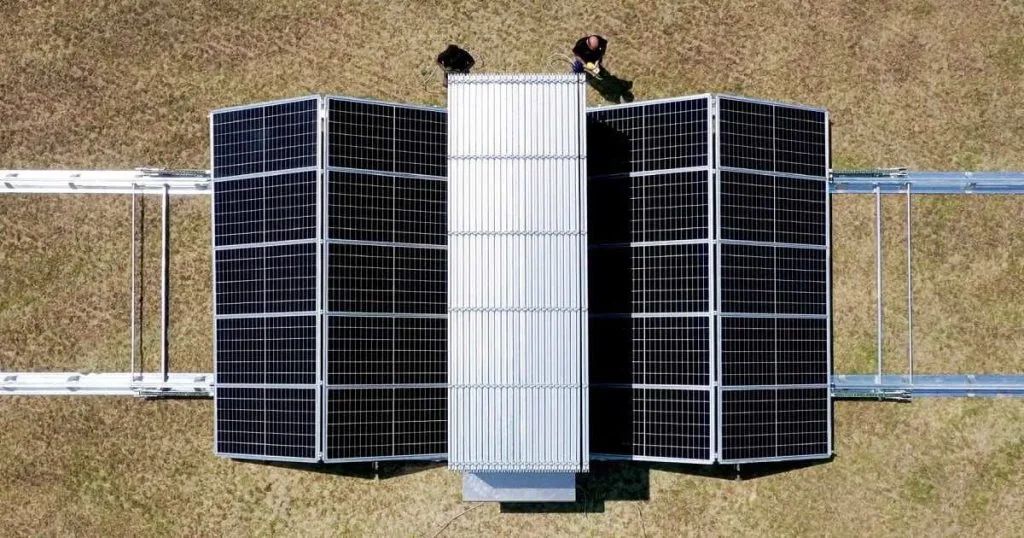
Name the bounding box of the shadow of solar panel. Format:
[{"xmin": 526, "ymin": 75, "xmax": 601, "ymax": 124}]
[
  {"xmin": 588, "ymin": 247, "xmax": 632, "ymax": 314},
  {"xmin": 328, "ymin": 99, "xmax": 394, "ymax": 171},
  {"xmin": 216, "ymin": 387, "xmax": 317, "ymax": 460},
  {"xmin": 586, "ymin": 108, "xmax": 643, "ymax": 175},
  {"xmin": 212, "ymin": 98, "xmax": 318, "ymax": 178},
  {"xmin": 587, "ymin": 176, "xmax": 632, "ymax": 244},
  {"xmin": 588, "ymin": 317, "xmax": 633, "ymax": 384},
  {"xmin": 590, "ymin": 386, "xmax": 635, "ymax": 454},
  {"xmin": 587, "ymin": 118, "xmax": 633, "ymax": 177}
]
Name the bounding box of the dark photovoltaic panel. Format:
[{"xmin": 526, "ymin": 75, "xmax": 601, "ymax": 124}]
[
  {"xmin": 327, "ymin": 316, "xmax": 446, "ymax": 385},
  {"xmin": 324, "ymin": 98, "xmax": 448, "ymax": 461},
  {"xmin": 327, "ymin": 243, "xmax": 446, "ymax": 315},
  {"xmin": 719, "ymin": 244, "xmax": 826, "ymax": 315},
  {"xmin": 587, "ymin": 98, "xmax": 708, "ymax": 175},
  {"xmin": 635, "ymin": 243, "xmax": 709, "ymax": 314},
  {"xmin": 328, "ymin": 172, "xmax": 447, "ymax": 245},
  {"xmin": 215, "ymin": 387, "xmax": 317, "ymax": 459},
  {"xmin": 328, "ymin": 99, "xmax": 447, "ymax": 177},
  {"xmin": 212, "ymin": 98, "xmax": 319, "ymax": 178},
  {"xmin": 589, "ymin": 387, "xmax": 710, "ymax": 460},
  {"xmin": 716, "ymin": 96, "xmax": 830, "ymax": 463},
  {"xmin": 720, "ymin": 387, "xmax": 829, "ymax": 461},
  {"xmin": 718, "ymin": 98, "xmax": 827, "ymax": 177},
  {"xmin": 720, "ymin": 317, "xmax": 829, "ymax": 386},
  {"xmin": 719, "ymin": 171, "xmax": 826, "ymax": 245},
  {"xmin": 326, "ymin": 387, "xmax": 446, "ymax": 460},
  {"xmin": 587, "ymin": 97, "xmax": 713, "ymax": 462},
  {"xmin": 214, "ymin": 243, "xmax": 318, "ymax": 315},
  {"xmin": 215, "ymin": 316, "xmax": 317, "ymax": 385},
  {"xmin": 212, "ymin": 98, "xmax": 321, "ymax": 462}
]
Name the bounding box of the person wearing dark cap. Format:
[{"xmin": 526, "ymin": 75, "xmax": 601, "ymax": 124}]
[
  {"xmin": 436, "ymin": 44, "xmax": 475, "ymax": 87},
  {"xmin": 572, "ymin": 34, "xmax": 608, "ymax": 75}
]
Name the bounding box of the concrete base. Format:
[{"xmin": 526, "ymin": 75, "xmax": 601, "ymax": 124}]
[{"xmin": 462, "ymin": 472, "xmax": 576, "ymax": 502}]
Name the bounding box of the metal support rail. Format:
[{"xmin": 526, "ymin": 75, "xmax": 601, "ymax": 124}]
[
  {"xmin": 833, "ymin": 374, "xmax": 1024, "ymax": 399},
  {"xmin": 831, "ymin": 169, "xmax": 1024, "ymax": 194},
  {"xmin": 0, "ymin": 372, "xmax": 213, "ymax": 398},
  {"xmin": 0, "ymin": 168, "xmax": 211, "ymax": 195}
]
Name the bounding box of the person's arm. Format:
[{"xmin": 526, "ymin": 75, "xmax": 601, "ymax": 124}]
[
  {"xmin": 596, "ymin": 36, "xmax": 609, "ymax": 67},
  {"xmin": 572, "ymin": 38, "xmax": 588, "ymax": 61}
]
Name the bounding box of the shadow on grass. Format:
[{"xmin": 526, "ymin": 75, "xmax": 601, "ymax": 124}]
[
  {"xmin": 244, "ymin": 459, "xmax": 446, "ymax": 480},
  {"xmin": 499, "ymin": 457, "xmax": 833, "ymax": 513}
]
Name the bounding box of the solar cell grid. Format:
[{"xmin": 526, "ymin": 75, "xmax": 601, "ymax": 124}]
[
  {"xmin": 719, "ymin": 171, "xmax": 825, "ymax": 245},
  {"xmin": 720, "ymin": 387, "xmax": 829, "ymax": 461},
  {"xmin": 328, "ymin": 99, "xmax": 394, "ymax": 172},
  {"xmin": 718, "ymin": 97, "xmax": 827, "ymax": 177},
  {"xmin": 322, "ymin": 99, "xmax": 448, "ymax": 461},
  {"xmin": 586, "ymin": 97, "xmax": 714, "ymax": 463},
  {"xmin": 215, "ymin": 387, "xmax": 317, "ymax": 460},
  {"xmin": 719, "ymin": 243, "xmax": 826, "ymax": 316},
  {"xmin": 212, "ymin": 98, "xmax": 318, "ymax": 178}
]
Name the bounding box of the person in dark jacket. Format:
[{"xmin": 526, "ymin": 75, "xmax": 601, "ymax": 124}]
[
  {"xmin": 436, "ymin": 44, "xmax": 475, "ymax": 86},
  {"xmin": 572, "ymin": 35, "xmax": 608, "ymax": 75}
]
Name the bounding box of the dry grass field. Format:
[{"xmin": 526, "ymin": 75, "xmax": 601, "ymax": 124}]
[{"xmin": 2, "ymin": 0, "xmax": 1024, "ymax": 535}]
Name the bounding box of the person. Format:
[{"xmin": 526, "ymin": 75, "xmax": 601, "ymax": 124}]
[
  {"xmin": 436, "ymin": 44, "xmax": 475, "ymax": 86},
  {"xmin": 572, "ymin": 34, "xmax": 608, "ymax": 75}
]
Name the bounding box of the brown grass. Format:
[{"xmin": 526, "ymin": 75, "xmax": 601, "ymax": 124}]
[{"xmin": 1, "ymin": 0, "xmax": 1023, "ymax": 535}]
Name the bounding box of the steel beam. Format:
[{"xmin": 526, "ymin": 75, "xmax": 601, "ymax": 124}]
[
  {"xmin": 0, "ymin": 169, "xmax": 210, "ymax": 195},
  {"xmin": 831, "ymin": 169, "xmax": 1024, "ymax": 194},
  {"xmin": 833, "ymin": 374, "xmax": 1024, "ymax": 399},
  {"xmin": 0, "ymin": 372, "xmax": 213, "ymax": 398}
]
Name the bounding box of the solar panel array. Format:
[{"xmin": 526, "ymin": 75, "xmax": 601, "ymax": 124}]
[
  {"xmin": 716, "ymin": 96, "xmax": 831, "ymax": 462},
  {"xmin": 212, "ymin": 97, "xmax": 321, "ymax": 461},
  {"xmin": 210, "ymin": 92, "xmax": 829, "ymax": 466},
  {"xmin": 324, "ymin": 97, "xmax": 447, "ymax": 462},
  {"xmin": 587, "ymin": 97, "xmax": 714, "ymax": 463}
]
